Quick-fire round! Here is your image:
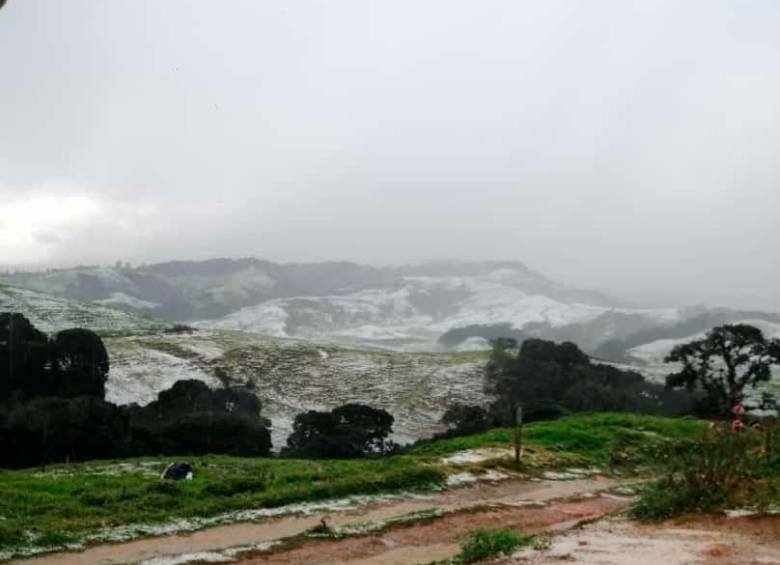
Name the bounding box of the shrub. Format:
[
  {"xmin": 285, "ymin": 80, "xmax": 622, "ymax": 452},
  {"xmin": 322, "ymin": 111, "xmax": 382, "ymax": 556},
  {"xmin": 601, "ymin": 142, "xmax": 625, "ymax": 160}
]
[
  {"xmin": 455, "ymin": 528, "xmax": 533, "ymax": 563},
  {"xmin": 632, "ymin": 426, "xmax": 762, "ymax": 520}
]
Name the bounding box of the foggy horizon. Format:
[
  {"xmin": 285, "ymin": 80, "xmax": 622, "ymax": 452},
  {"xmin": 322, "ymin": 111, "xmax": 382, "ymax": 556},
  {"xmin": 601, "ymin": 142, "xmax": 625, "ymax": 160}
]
[{"xmin": 2, "ymin": 1, "xmax": 780, "ymax": 311}]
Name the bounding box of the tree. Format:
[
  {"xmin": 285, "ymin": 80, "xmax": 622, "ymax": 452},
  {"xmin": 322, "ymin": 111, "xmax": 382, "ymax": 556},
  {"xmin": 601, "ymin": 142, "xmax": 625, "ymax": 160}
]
[
  {"xmin": 0, "ymin": 313, "xmax": 51, "ymax": 401},
  {"xmin": 485, "ymin": 337, "xmax": 694, "ymax": 424},
  {"xmin": 333, "ymin": 403, "xmax": 395, "ymax": 455},
  {"xmin": 485, "ymin": 338, "xmax": 573, "ymax": 424},
  {"xmin": 51, "ymin": 328, "xmax": 110, "ymax": 399},
  {"xmin": 0, "ymin": 314, "xmax": 275, "ymax": 467},
  {"xmin": 665, "ymin": 324, "xmax": 780, "ymax": 417},
  {"xmin": 0, "ymin": 396, "xmax": 128, "ymax": 468},
  {"xmin": 439, "ymin": 404, "xmax": 491, "ymax": 438},
  {"xmin": 285, "ymin": 404, "xmax": 395, "ymax": 458},
  {"xmin": 130, "ymin": 379, "xmax": 272, "ymax": 456}
]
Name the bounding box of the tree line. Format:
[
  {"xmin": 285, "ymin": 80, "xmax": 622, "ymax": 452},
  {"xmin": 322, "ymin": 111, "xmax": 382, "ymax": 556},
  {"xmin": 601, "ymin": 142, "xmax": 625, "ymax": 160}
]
[
  {"xmin": 0, "ymin": 313, "xmax": 396, "ymax": 468},
  {"xmin": 439, "ymin": 324, "xmax": 780, "ymax": 439},
  {"xmin": 0, "ymin": 313, "xmax": 273, "ymax": 468},
  {"xmin": 3, "ymin": 311, "xmax": 778, "ymax": 468}
]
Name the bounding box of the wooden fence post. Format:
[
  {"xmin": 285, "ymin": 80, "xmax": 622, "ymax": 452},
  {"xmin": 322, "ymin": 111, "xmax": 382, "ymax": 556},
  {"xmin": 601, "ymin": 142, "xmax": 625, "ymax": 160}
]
[{"xmin": 514, "ymin": 405, "xmax": 524, "ymax": 466}]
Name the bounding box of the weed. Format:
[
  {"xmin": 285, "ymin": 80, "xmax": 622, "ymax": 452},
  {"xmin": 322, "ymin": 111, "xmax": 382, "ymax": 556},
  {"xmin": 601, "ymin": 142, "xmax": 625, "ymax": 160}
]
[
  {"xmin": 454, "ymin": 528, "xmax": 533, "ymax": 563},
  {"xmin": 305, "ymin": 518, "xmax": 337, "ymax": 538},
  {"xmin": 33, "ymin": 530, "xmax": 75, "ymax": 547},
  {"xmin": 532, "ymin": 534, "xmax": 552, "ymax": 551}
]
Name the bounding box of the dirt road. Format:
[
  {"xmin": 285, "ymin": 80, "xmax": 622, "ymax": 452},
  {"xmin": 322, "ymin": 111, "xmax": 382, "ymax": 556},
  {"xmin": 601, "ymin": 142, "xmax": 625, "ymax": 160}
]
[
  {"xmin": 9, "ymin": 477, "xmax": 627, "ymax": 565},
  {"xmin": 18, "ymin": 475, "xmax": 778, "ymax": 565}
]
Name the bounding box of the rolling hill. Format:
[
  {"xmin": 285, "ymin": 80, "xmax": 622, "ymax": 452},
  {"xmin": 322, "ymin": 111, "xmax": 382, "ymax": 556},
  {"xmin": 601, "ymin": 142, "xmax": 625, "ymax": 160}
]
[{"xmin": 3, "ymin": 258, "xmax": 780, "ymax": 445}]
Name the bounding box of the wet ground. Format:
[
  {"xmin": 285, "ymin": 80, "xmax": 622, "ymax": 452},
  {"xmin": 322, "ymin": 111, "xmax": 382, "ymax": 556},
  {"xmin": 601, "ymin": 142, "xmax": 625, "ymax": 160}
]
[
  {"xmin": 9, "ymin": 477, "xmax": 626, "ymax": 565},
  {"xmin": 10, "ymin": 476, "xmax": 780, "ymax": 565},
  {"xmin": 505, "ymin": 514, "xmax": 780, "ymax": 564}
]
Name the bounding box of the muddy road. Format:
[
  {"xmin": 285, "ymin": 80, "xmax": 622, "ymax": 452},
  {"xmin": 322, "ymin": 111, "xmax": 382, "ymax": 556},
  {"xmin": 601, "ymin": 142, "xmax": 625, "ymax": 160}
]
[
  {"xmin": 11, "ymin": 475, "xmax": 780, "ymax": 565},
  {"xmin": 9, "ymin": 477, "xmax": 627, "ymax": 565}
]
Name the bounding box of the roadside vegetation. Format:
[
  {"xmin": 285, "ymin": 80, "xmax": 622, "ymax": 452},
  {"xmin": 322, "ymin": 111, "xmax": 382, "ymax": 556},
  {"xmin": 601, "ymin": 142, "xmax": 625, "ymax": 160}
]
[
  {"xmin": 451, "ymin": 528, "xmax": 534, "ymax": 563},
  {"xmin": 632, "ymin": 417, "xmax": 780, "ymax": 521}
]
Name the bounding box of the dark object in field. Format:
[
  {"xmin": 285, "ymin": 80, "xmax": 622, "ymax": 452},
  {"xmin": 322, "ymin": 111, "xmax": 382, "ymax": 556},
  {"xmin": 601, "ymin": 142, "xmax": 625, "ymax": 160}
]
[{"xmin": 161, "ymin": 462, "xmax": 193, "ymax": 481}]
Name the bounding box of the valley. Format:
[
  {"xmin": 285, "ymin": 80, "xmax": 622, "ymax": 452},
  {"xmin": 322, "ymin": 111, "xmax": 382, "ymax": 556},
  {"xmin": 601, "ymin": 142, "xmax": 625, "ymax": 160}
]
[
  {"xmin": 3, "ymin": 259, "xmax": 780, "ymax": 446},
  {"xmin": 106, "ymin": 331, "xmax": 488, "ymax": 447}
]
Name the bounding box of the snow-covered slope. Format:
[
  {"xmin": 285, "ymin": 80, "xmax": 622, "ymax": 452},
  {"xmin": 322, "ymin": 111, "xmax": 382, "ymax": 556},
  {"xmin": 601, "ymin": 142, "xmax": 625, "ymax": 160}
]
[
  {"xmin": 629, "ymin": 319, "xmax": 780, "ymax": 367},
  {"xmin": 200, "ymin": 272, "xmax": 680, "ymax": 351},
  {"xmin": 0, "ymin": 283, "xmax": 489, "ymax": 446},
  {"xmin": 613, "ymin": 320, "xmax": 780, "ymax": 413},
  {"xmin": 5, "ymin": 278, "xmax": 780, "ymax": 446},
  {"xmin": 105, "ymin": 330, "xmax": 488, "ymax": 448},
  {"xmin": 0, "ymin": 259, "xmax": 622, "ymax": 327},
  {"xmin": 7, "ymin": 259, "xmax": 778, "ymax": 357},
  {"xmin": 0, "ymin": 284, "xmax": 168, "ymax": 334}
]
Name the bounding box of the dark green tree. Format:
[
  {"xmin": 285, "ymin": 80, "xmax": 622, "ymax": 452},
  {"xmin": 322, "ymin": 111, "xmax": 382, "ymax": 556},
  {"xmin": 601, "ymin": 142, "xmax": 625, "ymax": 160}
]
[
  {"xmin": 285, "ymin": 403, "xmax": 395, "ymax": 458},
  {"xmin": 439, "ymin": 403, "xmax": 491, "ymax": 438},
  {"xmin": 51, "ymin": 328, "xmax": 110, "ymax": 399},
  {"xmin": 129, "ymin": 380, "xmax": 272, "ymax": 456},
  {"xmin": 0, "ymin": 313, "xmax": 51, "ymax": 401},
  {"xmin": 665, "ymin": 324, "xmax": 780, "ymax": 417},
  {"xmin": 486, "ymin": 337, "xmax": 693, "ymax": 424}
]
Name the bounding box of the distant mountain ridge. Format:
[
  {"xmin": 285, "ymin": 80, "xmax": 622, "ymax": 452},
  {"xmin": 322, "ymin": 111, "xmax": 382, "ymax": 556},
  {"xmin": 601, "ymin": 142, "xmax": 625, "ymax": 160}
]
[
  {"xmin": 3, "ymin": 258, "xmax": 779, "ymax": 361},
  {"xmin": 0, "ymin": 258, "xmax": 618, "ymax": 320},
  {"xmin": 3, "ymin": 266, "xmax": 780, "ymax": 442}
]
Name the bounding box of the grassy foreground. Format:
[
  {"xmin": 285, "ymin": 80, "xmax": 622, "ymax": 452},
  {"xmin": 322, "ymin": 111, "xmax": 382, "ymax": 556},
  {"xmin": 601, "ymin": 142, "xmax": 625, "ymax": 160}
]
[
  {"xmin": 0, "ymin": 456, "xmax": 441, "ymax": 553},
  {"xmin": 0, "ymin": 413, "xmax": 707, "ymax": 556},
  {"xmin": 411, "ymin": 412, "xmax": 706, "ymax": 468}
]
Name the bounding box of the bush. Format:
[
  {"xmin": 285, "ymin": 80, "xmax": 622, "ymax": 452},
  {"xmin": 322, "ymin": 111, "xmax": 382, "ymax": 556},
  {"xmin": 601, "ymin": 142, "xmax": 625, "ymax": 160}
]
[
  {"xmin": 455, "ymin": 528, "xmax": 533, "ymax": 563},
  {"xmin": 632, "ymin": 426, "xmax": 762, "ymax": 520}
]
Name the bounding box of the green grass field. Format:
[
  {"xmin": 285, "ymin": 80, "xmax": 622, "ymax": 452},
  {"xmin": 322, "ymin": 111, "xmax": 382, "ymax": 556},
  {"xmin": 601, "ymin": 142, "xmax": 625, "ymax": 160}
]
[
  {"xmin": 0, "ymin": 413, "xmax": 708, "ymax": 557},
  {"xmin": 410, "ymin": 412, "xmax": 707, "ymax": 466}
]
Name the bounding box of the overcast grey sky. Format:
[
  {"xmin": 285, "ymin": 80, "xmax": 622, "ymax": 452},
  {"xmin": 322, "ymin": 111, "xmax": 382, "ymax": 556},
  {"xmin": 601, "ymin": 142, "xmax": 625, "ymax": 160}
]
[{"xmin": 1, "ymin": 0, "xmax": 779, "ymax": 309}]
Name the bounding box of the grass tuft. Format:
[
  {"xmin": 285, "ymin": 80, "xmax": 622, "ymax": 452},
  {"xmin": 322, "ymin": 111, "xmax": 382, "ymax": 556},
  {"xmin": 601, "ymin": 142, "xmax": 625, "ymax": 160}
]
[{"xmin": 454, "ymin": 528, "xmax": 533, "ymax": 563}]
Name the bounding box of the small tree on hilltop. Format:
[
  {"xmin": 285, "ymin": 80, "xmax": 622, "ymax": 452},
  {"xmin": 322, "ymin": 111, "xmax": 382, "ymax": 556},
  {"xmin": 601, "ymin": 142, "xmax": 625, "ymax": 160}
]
[{"xmin": 665, "ymin": 324, "xmax": 780, "ymax": 417}]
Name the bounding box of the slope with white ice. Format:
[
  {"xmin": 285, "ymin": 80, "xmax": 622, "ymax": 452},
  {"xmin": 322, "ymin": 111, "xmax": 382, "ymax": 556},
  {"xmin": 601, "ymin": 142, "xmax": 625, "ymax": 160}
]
[
  {"xmin": 106, "ymin": 330, "xmax": 488, "ymax": 448},
  {"xmin": 201, "ymin": 271, "xmax": 680, "ymax": 351},
  {"xmin": 0, "ymin": 284, "xmax": 167, "ymax": 334}
]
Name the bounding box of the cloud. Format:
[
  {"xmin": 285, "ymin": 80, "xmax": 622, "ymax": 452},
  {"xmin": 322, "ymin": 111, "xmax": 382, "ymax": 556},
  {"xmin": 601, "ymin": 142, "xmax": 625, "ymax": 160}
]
[
  {"xmin": 0, "ymin": 188, "xmax": 160, "ymax": 266},
  {"xmin": 1, "ymin": 1, "xmax": 779, "ymax": 309}
]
